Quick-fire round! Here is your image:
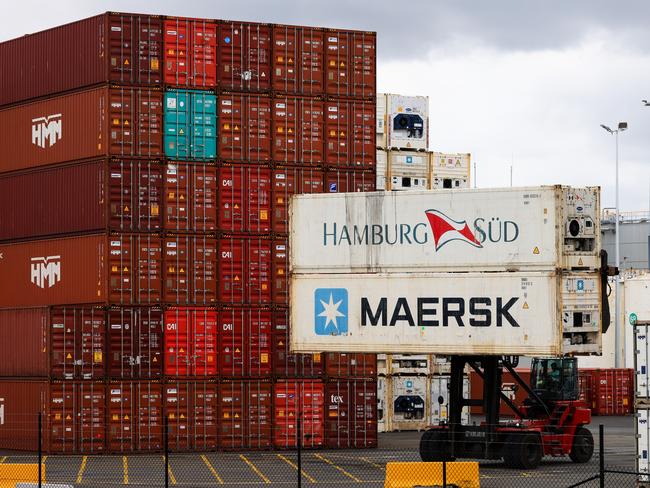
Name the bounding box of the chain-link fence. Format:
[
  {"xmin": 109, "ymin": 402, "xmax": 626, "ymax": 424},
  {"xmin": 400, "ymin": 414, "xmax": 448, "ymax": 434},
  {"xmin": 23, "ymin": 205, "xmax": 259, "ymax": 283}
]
[{"xmin": 0, "ymin": 416, "xmax": 642, "ymax": 487}]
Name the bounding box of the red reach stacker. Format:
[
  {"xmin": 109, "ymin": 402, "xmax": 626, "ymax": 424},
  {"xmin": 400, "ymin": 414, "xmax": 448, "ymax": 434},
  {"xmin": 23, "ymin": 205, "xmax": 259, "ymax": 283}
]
[{"xmin": 420, "ymin": 356, "xmax": 594, "ymax": 469}]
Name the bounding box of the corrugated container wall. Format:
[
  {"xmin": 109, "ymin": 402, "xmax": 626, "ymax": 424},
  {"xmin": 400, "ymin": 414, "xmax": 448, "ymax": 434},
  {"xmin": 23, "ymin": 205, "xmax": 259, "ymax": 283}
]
[
  {"xmin": 0, "ymin": 13, "xmax": 163, "ymax": 106},
  {"xmin": 163, "ymin": 18, "xmax": 217, "ymax": 88},
  {"xmin": 164, "ymin": 90, "xmax": 217, "ymax": 160},
  {"xmin": 0, "ymin": 86, "xmax": 163, "ymax": 172}
]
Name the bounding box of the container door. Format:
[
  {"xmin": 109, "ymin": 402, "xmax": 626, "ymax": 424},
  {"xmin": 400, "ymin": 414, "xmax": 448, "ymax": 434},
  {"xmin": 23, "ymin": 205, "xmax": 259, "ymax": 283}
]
[
  {"xmin": 300, "ymin": 98, "xmax": 325, "ymax": 165},
  {"xmin": 218, "ymin": 381, "xmax": 246, "ymax": 448},
  {"xmin": 301, "ymin": 380, "xmax": 325, "ymax": 448},
  {"xmin": 247, "ymin": 238, "xmax": 272, "ymax": 303},
  {"xmin": 272, "ymin": 308, "xmax": 323, "ymax": 377},
  {"xmin": 135, "ymin": 234, "xmax": 163, "ymax": 304},
  {"xmin": 349, "ymin": 31, "xmax": 376, "ymax": 98},
  {"xmin": 272, "ymin": 25, "xmax": 299, "ymax": 93},
  {"xmin": 218, "ymin": 166, "xmax": 246, "ymax": 232},
  {"xmin": 165, "ymin": 309, "xmax": 192, "ymax": 376},
  {"xmin": 325, "ymin": 100, "xmax": 350, "ymax": 167},
  {"xmin": 325, "ymin": 381, "xmax": 350, "ymax": 448},
  {"xmin": 48, "ymin": 382, "xmax": 76, "ymax": 453},
  {"xmin": 271, "ymin": 239, "xmax": 289, "ymax": 304},
  {"xmin": 163, "ymin": 18, "xmax": 217, "ymax": 88},
  {"xmin": 193, "ymin": 309, "xmax": 218, "ymax": 377},
  {"xmin": 164, "ymin": 236, "xmax": 191, "ymax": 304},
  {"xmin": 218, "ymin": 95, "xmax": 245, "ymax": 160},
  {"xmin": 272, "ymin": 96, "xmax": 298, "ymax": 163},
  {"xmin": 135, "ymin": 382, "xmax": 163, "ymax": 451},
  {"xmin": 246, "ymin": 309, "xmax": 272, "ymax": 377},
  {"xmin": 248, "ymin": 381, "xmax": 272, "ymax": 448},
  {"xmin": 193, "ymin": 381, "xmax": 218, "ymax": 450},
  {"xmin": 135, "ymin": 88, "xmax": 164, "ymax": 157},
  {"xmin": 78, "ymin": 382, "xmax": 106, "ymax": 453},
  {"xmin": 165, "ymin": 382, "xmax": 191, "ymax": 451},
  {"xmin": 192, "ymin": 236, "xmax": 218, "ymax": 305},
  {"xmin": 247, "ymin": 95, "xmax": 272, "ymax": 162},
  {"xmin": 325, "ymin": 32, "xmax": 350, "ymax": 97},
  {"xmin": 246, "ymin": 166, "xmax": 271, "ymax": 233},
  {"xmin": 219, "ymin": 309, "xmax": 245, "ymax": 377},
  {"xmin": 351, "ymin": 100, "xmax": 375, "ymax": 169},
  {"xmin": 163, "ymin": 162, "xmax": 191, "ymax": 231},
  {"xmin": 108, "ymin": 383, "xmax": 134, "ymax": 452},
  {"xmin": 192, "ymin": 163, "xmax": 218, "ymax": 232},
  {"xmin": 164, "ymin": 90, "xmax": 191, "ymax": 159},
  {"xmin": 218, "ymin": 22, "xmax": 271, "ymax": 91},
  {"xmin": 190, "ymin": 91, "xmax": 217, "ymax": 159},
  {"xmin": 218, "ymin": 237, "xmax": 245, "ymax": 303},
  {"xmin": 354, "ymin": 380, "xmax": 377, "ymax": 447}
]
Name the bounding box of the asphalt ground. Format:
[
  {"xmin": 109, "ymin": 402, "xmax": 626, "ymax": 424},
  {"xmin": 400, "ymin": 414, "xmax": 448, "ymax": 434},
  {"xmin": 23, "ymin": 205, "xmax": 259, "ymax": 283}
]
[{"xmin": 0, "ymin": 416, "xmax": 638, "ymax": 487}]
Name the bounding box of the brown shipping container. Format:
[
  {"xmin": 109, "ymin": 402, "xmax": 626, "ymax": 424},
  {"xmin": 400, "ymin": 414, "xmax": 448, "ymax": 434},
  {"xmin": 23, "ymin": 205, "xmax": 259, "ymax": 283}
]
[
  {"xmin": 274, "ymin": 379, "xmax": 325, "ymax": 448},
  {"xmin": 324, "ymin": 169, "xmax": 375, "ymax": 193},
  {"xmin": 272, "ymin": 25, "xmax": 325, "ymax": 95},
  {"xmin": 164, "ymin": 380, "xmax": 218, "ymax": 451},
  {"xmin": 0, "ymin": 159, "xmax": 163, "ymax": 241},
  {"xmin": 0, "ymin": 233, "xmax": 162, "ymax": 307},
  {"xmin": 272, "ymin": 167, "xmax": 324, "ymax": 234},
  {"xmin": 325, "ymin": 99, "xmax": 375, "ymax": 169},
  {"xmin": 272, "ymin": 96, "xmax": 325, "ymax": 165},
  {"xmin": 218, "ymin": 93, "xmax": 272, "ymax": 162},
  {"xmin": 163, "ymin": 161, "xmax": 217, "ymax": 232},
  {"xmin": 218, "ymin": 21, "xmax": 272, "ymax": 91},
  {"xmin": 0, "ymin": 12, "xmax": 162, "ymax": 106},
  {"xmin": 325, "ymin": 30, "xmax": 376, "ymax": 98},
  {"xmin": 0, "ymin": 307, "xmax": 105, "ymax": 379},
  {"xmin": 272, "ymin": 308, "xmax": 324, "ymax": 378},
  {"xmin": 0, "ymin": 86, "xmax": 163, "ymax": 173},
  {"xmin": 108, "ymin": 381, "xmax": 163, "ymax": 452},
  {"xmin": 163, "ymin": 235, "xmax": 218, "ymax": 305},
  {"xmin": 108, "ymin": 307, "xmax": 163, "ymax": 379},
  {"xmin": 0, "ymin": 380, "xmax": 106, "ymax": 453},
  {"xmin": 325, "ymin": 379, "xmax": 377, "ymax": 448},
  {"xmin": 218, "ymin": 380, "xmax": 272, "ymax": 449},
  {"xmin": 325, "ymin": 353, "xmax": 377, "ymax": 378}
]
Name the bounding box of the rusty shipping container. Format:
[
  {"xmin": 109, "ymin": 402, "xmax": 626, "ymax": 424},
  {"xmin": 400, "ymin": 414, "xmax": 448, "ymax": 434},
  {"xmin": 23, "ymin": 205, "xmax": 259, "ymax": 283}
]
[
  {"xmin": 218, "ymin": 93, "xmax": 272, "ymax": 162},
  {"xmin": 272, "ymin": 167, "xmax": 324, "ymax": 234},
  {"xmin": 164, "ymin": 380, "xmax": 218, "ymax": 451},
  {"xmin": 218, "ymin": 380, "xmax": 272, "ymax": 449},
  {"xmin": 274, "ymin": 379, "xmax": 325, "ymax": 448},
  {"xmin": 164, "ymin": 308, "xmax": 218, "ymax": 377},
  {"xmin": 325, "ymin": 30, "xmax": 376, "ymax": 99},
  {"xmin": 0, "ymin": 307, "xmax": 105, "ymax": 379},
  {"xmin": 0, "ymin": 86, "xmax": 163, "ymax": 173},
  {"xmin": 218, "ymin": 307, "xmax": 272, "ymax": 377},
  {"xmin": 272, "ymin": 308, "xmax": 324, "ymax": 378},
  {"xmin": 272, "ymin": 25, "xmax": 325, "ymax": 95},
  {"xmin": 0, "ymin": 233, "xmax": 162, "ymax": 307},
  {"xmin": 164, "ymin": 17, "xmax": 217, "ymax": 88},
  {"xmin": 325, "ymin": 379, "xmax": 377, "ymax": 448},
  {"xmin": 272, "ymin": 96, "xmax": 325, "ymax": 165},
  {"xmin": 218, "ymin": 165, "xmax": 272, "ymax": 234},
  {"xmin": 107, "ymin": 380, "xmax": 163, "ymax": 452},
  {"xmin": 218, "ymin": 236, "xmax": 272, "ymax": 304},
  {"xmin": 163, "ymin": 235, "xmax": 218, "ymax": 305},
  {"xmin": 218, "ymin": 22, "xmax": 272, "ymax": 92},
  {"xmin": 0, "ymin": 380, "xmax": 106, "ymax": 453},
  {"xmin": 0, "ymin": 12, "xmax": 162, "ymax": 106},
  {"xmin": 163, "ymin": 161, "xmax": 217, "ymax": 233},
  {"xmin": 108, "ymin": 307, "xmax": 163, "ymax": 379},
  {"xmin": 0, "ymin": 159, "xmax": 163, "ymax": 242}
]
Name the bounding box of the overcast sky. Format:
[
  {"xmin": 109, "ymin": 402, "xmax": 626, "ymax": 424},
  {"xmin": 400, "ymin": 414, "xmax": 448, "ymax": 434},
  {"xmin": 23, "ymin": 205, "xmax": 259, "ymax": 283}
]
[{"xmin": 3, "ymin": 1, "xmax": 650, "ymax": 211}]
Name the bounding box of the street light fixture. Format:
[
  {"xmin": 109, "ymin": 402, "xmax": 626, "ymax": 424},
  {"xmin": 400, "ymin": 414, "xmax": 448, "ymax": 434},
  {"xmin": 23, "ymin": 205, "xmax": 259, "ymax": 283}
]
[{"xmin": 601, "ymin": 121, "xmax": 628, "ymax": 369}]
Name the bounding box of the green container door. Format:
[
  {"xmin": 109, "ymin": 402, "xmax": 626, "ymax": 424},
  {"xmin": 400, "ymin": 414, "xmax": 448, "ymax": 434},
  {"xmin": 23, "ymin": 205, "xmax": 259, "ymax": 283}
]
[{"xmin": 164, "ymin": 90, "xmax": 217, "ymax": 160}]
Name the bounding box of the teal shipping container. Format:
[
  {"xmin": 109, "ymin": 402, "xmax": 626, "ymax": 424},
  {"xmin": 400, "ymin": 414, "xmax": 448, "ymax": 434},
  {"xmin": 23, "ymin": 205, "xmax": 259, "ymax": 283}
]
[{"xmin": 164, "ymin": 90, "xmax": 217, "ymax": 160}]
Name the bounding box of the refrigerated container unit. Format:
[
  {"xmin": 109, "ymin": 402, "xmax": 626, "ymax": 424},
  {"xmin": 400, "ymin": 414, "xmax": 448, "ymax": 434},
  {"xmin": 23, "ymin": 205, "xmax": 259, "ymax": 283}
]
[
  {"xmin": 390, "ymin": 355, "xmax": 432, "ymax": 376},
  {"xmin": 387, "ymin": 375, "xmax": 428, "ymax": 432},
  {"xmin": 376, "ymin": 94, "xmax": 429, "ymax": 151},
  {"xmin": 164, "ymin": 89, "xmax": 217, "ymax": 160},
  {"xmin": 0, "ymin": 12, "xmax": 163, "ymax": 106},
  {"xmin": 430, "ymin": 152, "xmax": 471, "ymax": 189},
  {"xmin": 377, "ymin": 376, "xmax": 387, "ymax": 433},
  {"xmin": 0, "ymin": 86, "xmax": 163, "ymax": 173},
  {"xmin": 430, "ymin": 375, "xmax": 470, "ymax": 426},
  {"xmin": 376, "ymin": 149, "xmax": 387, "ymax": 190}
]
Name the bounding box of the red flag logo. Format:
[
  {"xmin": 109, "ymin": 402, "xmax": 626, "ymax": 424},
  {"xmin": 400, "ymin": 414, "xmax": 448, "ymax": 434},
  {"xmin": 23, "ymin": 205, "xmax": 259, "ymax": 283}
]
[{"xmin": 425, "ymin": 209, "xmax": 483, "ymax": 251}]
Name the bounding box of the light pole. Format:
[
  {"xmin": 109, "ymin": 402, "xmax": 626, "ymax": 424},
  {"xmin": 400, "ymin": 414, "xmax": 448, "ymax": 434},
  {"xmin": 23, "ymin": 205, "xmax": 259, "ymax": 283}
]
[{"xmin": 601, "ymin": 122, "xmax": 628, "ymax": 369}]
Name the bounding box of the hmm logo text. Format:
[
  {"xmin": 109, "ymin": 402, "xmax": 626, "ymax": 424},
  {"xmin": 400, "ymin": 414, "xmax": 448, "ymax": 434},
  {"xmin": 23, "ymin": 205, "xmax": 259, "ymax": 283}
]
[
  {"xmin": 30, "ymin": 255, "xmax": 61, "ymax": 288},
  {"xmin": 32, "ymin": 113, "xmax": 62, "ymax": 148}
]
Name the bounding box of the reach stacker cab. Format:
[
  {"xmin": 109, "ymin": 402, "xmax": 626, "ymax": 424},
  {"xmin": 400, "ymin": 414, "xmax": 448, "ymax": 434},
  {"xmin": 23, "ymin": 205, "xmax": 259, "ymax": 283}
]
[{"xmin": 420, "ymin": 355, "xmax": 594, "ymax": 469}]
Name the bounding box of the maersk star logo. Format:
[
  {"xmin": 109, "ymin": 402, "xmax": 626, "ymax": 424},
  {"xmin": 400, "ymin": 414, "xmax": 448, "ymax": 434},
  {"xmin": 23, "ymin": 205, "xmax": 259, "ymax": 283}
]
[{"xmin": 314, "ymin": 288, "xmax": 348, "ymax": 335}]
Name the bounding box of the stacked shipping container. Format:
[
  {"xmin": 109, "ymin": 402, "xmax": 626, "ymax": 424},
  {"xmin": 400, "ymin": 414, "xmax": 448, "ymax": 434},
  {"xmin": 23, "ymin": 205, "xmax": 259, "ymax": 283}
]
[{"xmin": 0, "ymin": 12, "xmax": 377, "ymax": 453}]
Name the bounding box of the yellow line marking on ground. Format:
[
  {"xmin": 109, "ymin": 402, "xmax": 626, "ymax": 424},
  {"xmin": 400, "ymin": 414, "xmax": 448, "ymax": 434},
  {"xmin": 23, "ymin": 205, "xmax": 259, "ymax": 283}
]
[
  {"xmin": 0, "ymin": 456, "xmax": 6, "ymax": 463},
  {"xmin": 162, "ymin": 455, "xmax": 177, "ymax": 485},
  {"xmin": 313, "ymin": 453, "xmax": 363, "ymax": 483},
  {"xmin": 239, "ymin": 454, "xmax": 271, "ymax": 484},
  {"xmin": 76, "ymin": 455, "xmax": 88, "ymax": 483},
  {"xmin": 41, "ymin": 456, "xmax": 47, "ymax": 464},
  {"xmin": 360, "ymin": 457, "xmax": 385, "ymax": 471},
  {"xmin": 201, "ymin": 455, "xmax": 224, "ymax": 484},
  {"xmin": 277, "ymin": 453, "xmax": 317, "ymax": 483},
  {"xmin": 122, "ymin": 456, "xmax": 129, "ymax": 485}
]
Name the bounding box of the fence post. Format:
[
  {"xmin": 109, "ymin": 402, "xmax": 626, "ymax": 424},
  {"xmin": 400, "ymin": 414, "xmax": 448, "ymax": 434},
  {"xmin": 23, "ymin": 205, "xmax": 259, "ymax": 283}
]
[
  {"xmin": 38, "ymin": 412, "xmax": 42, "ymax": 488},
  {"xmin": 442, "ymin": 460, "xmax": 447, "ymax": 488},
  {"xmin": 599, "ymin": 424, "xmax": 605, "ymax": 488},
  {"xmin": 297, "ymin": 416, "xmax": 302, "ymax": 488},
  {"xmin": 164, "ymin": 415, "xmax": 169, "ymax": 488}
]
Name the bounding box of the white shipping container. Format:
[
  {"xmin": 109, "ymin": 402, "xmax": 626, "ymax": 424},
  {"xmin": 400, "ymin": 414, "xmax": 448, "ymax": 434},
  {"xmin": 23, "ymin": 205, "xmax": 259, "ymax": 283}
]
[
  {"xmin": 378, "ymin": 376, "xmax": 387, "ymax": 432},
  {"xmin": 290, "ymin": 186, "xmax": 601, "ymax": 273},
  {"xmin": 637, "ymin": 409, "xmax": 650, "ymax": 481},
  {"xmin": 290, "ymin": 270, "xmax": 602, "ymax": 356},
  {"xmin": 430, "ymin": 375, "xmax": 470, "ymax": 425},
  {"xmin": 390, "ymin": 354, "xmax": 431, "ymax": 375},
  {"xmin": 376, "ymin": 149, "xmax": 387, "ymax": 191},
  {"xmin": 376, "ymin": 93, "xmax": 429, "ymax": 151},
  {"xmin": 390, "ymin": 375, "xmax": 428, "ymax": 431},
  {"xmin": 387, "ymin": 150, "xmax": 430, "ymax": 191},
  {"xmin": 430, "ymin": 152, "xmax": 471, "ymax": 190}
]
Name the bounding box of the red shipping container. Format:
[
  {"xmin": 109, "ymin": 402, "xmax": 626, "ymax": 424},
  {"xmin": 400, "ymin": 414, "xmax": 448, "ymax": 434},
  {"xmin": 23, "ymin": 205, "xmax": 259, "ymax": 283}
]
[
  {"xmin": 164, "ymin": 308, "xmax": 218, "ymax": 377},
  {"xmin": 0, "ymin": 233, "xmax": 162, "ymax": 307},
  {"xmin": 274, "ymin": 380, "xmax": 325, "ymax": 449},
  {"xmin": 218, "ymin": 165, "xmax": 272, "ymax": 233},
  {"xmin": 0, "ymin": 12, "xmax": 162, "ymax": 106},
  {"xmin": 0, "ymin": 307, "xmax": 105, "ymax": 379},
  {"xmin": 272, "ymin": 239, "xmax": 289, "ymax": 304},
  {"xmin": 107, "ymin": 381, "xmax": 163, "ymax": 452},
  {"xmin": 218, "ymin": 21, "xmax": 271, "ymax": 91},
  {"xmin": 217, "ymin": 380, "xmax": 272, "ymax": 449},
  {"xmin": 272, "ymin": 308, "xmax": 324, "ymax": 378},
  {"xmin": 325, "ymin": 353, "xmax": 377, "ymax": 379},
  {"xmin": 272, "ymin": 96, "xmax": 325, "ymax": 165},
  {"xmin": 163, "ymin": 161, "xmax": 217, "ymax": 232},
  {"xmin": 324, "ymin": 169, "xmax": 375, "ymax": 193},
  {"xmin": 272, "ymin": 25, "xmax": 325, "ymax": 95},
  {"xmin": 578, "ymin": 369, "xmax": 594, "ymax": 406},
  {"xmin": 163, "ymin": 235, "xmax": 218, "ymax": 305},
  {"xmin": 164, "ymin": 380, "xmax": 218, "ymax": 451},
  {"xmin": 219, "ymin": 307, "xmax": 272, "ymax": 377},
  {"xmin": 325, "ymin": 379, "xmax": 377, "ymax": 448},
  {"xmin": 0, "ymin": 159, "xmax": 163, "ymax": 242},
  {"xmin": 108, "ymin": 307, "xmax": 163, "ymax": 379},
  {"xmin": 218, "ymin": 94, "xmax": 272, "ymax": 161},
  {"xmin": 272, "ymin": 167, "xmax": 324, "ymax": 233},
  {"xmin": 248, "ymin": 380, "xmax": 273, "ymax": 449},
  {"xmin": 218, "ymin": 236, "xmax": 271, "ymax": 304},
  {"xmin": 591, "ymin": 369, "xmax": 634, "ymax": 416},
  {"xmin": 164, "ymin": 17, "xmax": 217, "ymax": 88},
  {"xmin": 0, "ymin": 86, "xmax": 163, "ymax": 173},
  {"xmin": 325, "ymin": 30, "xmax": 376, "ymax": 98},
  {"xmin": 325, "ymin": 100, "xmax": 375, "ymax": 168}
]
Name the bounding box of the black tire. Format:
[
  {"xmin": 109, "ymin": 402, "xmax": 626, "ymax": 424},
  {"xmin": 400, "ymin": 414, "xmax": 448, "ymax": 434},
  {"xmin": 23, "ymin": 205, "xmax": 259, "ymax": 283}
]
[
  {"xmin": 503, "ymin": 432, "xmax": 543, "ymax": 469},
  {"xmin": 569, "ymin": 426, "xmax": 594, "ymax": 463},
  {"xmin": 419, "ymin": 429, "xmax": 454, "ymax": 462}
]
